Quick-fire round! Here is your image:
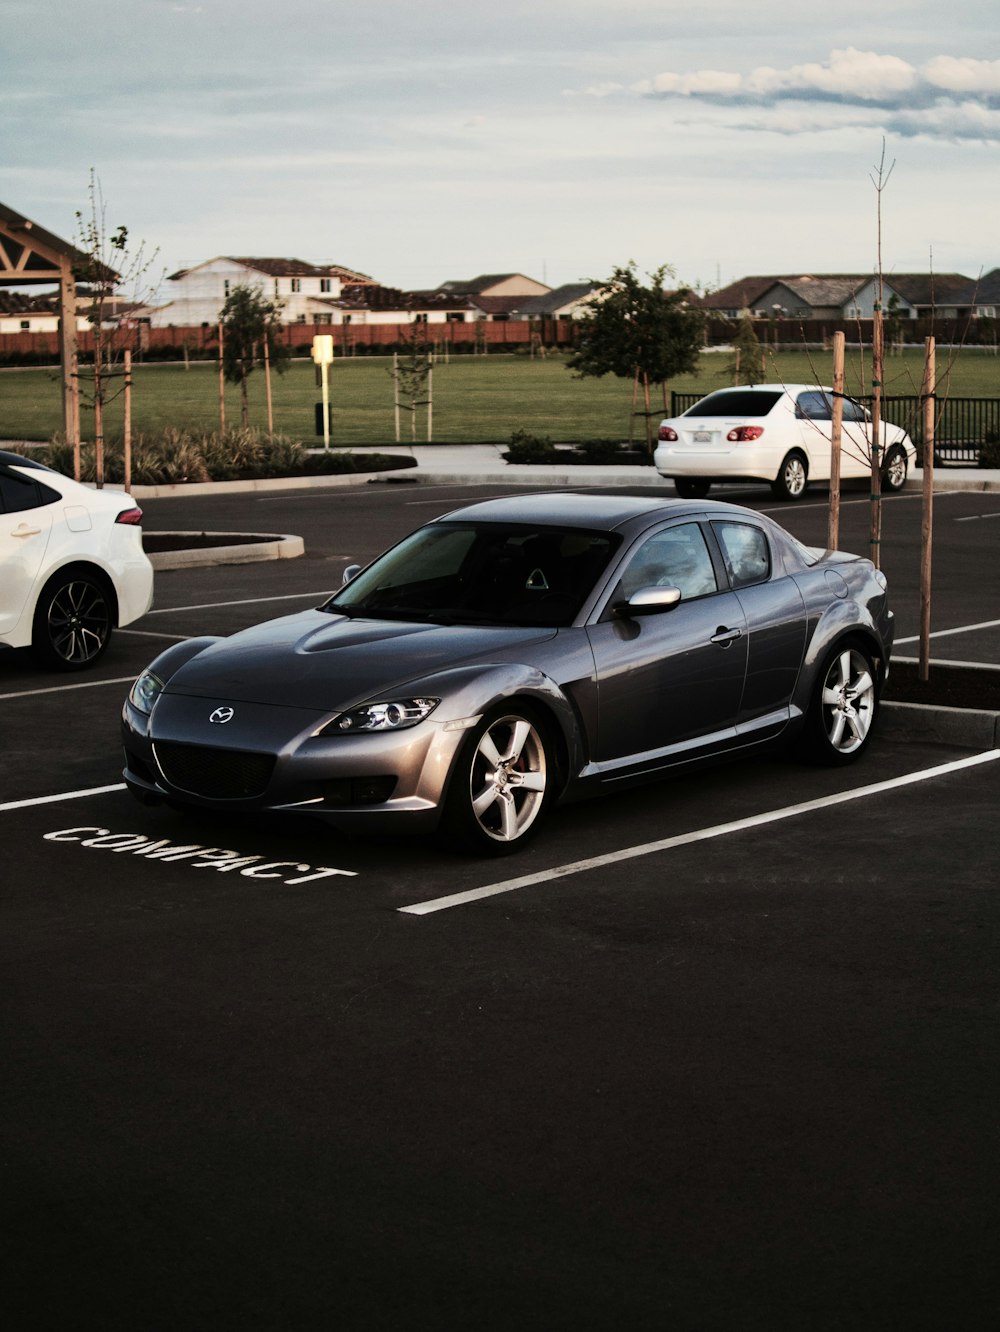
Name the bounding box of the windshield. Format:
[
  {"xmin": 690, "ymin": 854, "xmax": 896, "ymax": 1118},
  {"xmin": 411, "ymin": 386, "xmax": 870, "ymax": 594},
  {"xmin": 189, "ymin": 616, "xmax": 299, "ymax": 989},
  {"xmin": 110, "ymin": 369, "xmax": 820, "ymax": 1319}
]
[{"xmin": 323, "ymin": 522, "xmax": 620, "ymax": 627}]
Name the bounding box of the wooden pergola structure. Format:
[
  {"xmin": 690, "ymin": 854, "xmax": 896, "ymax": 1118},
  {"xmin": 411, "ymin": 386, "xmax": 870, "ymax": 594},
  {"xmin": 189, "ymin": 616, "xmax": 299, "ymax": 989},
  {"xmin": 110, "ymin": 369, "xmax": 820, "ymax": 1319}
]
[{"xmin": 0, "ymin": 201, "xmax": 93, "ymax": 446}]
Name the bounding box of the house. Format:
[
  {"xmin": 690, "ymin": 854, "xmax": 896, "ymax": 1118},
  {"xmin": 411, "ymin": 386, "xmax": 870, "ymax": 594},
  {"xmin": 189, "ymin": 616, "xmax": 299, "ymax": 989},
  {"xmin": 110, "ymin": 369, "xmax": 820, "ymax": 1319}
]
[
  {"xmin": 145, "ymin": 256, "xmax": 377, "ymax": 327},
  {"xmin": 702, "ymin": 272, "xmax": 978, "ymax": 323},
  {"xmin": 433, "ymin": 273, "xmax": 551, "ymax": 319},
  {"xmin": 0, "ymin": 288, "xmax": 140, "ymax": 334},
  {"xmin": 511, "ymin": 282, "xmax": 603, "ymax": 321}
]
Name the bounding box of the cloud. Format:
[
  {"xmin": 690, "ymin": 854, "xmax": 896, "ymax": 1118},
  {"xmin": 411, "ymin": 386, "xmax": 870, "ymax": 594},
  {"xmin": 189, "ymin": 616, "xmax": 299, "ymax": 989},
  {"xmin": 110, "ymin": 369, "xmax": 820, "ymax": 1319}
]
[{"xmin": 587, "ymin": 47, "xmax": 1000, "ymax": 143}]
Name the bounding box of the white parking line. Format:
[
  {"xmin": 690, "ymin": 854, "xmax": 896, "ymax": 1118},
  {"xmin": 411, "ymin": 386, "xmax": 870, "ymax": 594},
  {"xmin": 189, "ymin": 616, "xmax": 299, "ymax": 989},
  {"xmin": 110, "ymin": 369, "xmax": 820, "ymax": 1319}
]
[
  {"xmin": 896, "ymin": 617, "xmax": 1000, "ymax": 646},
  {"xmin": 398, "ymin": 750, "xmax": 1000, "ymax": 916},
  {"xmin": 0, "ymin": 783, "xmax": 127, "ymax": 812},
  {"xmin": 0, "ymin": 676, "xmax": 136, "ymax": 701},
  {"xmin": 144, "ymin": 591, "xmax": 331, "ymax": 615}
]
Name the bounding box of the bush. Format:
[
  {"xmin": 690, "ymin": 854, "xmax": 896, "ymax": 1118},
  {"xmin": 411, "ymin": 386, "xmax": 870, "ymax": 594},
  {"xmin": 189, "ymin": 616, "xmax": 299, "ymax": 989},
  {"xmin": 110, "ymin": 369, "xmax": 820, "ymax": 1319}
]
[
  {"xmin": 572, "ymin": 438, "xmax": 630, "ymax": 464},
  {"xmin": 979, "ymin": 431, "xmax": 1000, "ymax": 469},
  {"xmin": 34, "ymin": 428, "xmax": 417, "ymax": 484},
  {"xmin": 504, "ymin": 428, "xmax": 559, "ymax": 464}
]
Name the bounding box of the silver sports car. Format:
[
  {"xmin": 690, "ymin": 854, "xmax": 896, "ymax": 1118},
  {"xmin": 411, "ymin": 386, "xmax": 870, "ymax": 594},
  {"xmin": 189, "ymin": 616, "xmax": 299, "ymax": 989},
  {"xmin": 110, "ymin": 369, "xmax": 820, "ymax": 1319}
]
[{"xmin": 122, "ymin": 493, "xmax": 893, "ymax": 855}]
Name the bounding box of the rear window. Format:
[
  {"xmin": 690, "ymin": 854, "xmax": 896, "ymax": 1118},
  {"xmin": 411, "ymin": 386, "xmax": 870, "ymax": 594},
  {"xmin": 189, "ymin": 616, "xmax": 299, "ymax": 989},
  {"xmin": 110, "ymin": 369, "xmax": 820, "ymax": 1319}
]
[{"xmin": 685, "ymin": 390, "xmax": 784, "ymax": 418}]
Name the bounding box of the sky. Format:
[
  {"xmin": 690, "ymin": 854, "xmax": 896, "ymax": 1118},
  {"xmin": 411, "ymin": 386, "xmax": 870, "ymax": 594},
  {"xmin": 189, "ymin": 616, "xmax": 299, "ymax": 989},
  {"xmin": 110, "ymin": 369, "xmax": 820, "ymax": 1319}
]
[{"xmin": 3, "ymin": 0, "xmax": 998, "ymax": 299}]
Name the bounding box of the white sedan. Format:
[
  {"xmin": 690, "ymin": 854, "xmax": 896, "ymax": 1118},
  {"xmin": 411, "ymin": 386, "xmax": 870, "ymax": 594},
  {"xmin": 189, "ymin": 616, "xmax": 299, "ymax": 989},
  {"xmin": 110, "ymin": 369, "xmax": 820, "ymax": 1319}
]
[
  {"xmin": 654, "ymin": 384, "xmax": 917, "ymax": 501},
  {"xmin": 1, "ymin": 450, "xmax": 153, "ymax": 669}
]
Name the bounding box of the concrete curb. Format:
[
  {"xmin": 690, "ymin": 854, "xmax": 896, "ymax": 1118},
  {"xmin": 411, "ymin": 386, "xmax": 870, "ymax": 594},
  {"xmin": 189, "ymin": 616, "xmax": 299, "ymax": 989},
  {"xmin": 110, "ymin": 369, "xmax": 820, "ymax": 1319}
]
[
  {"xmin": 880, "ymin": 701, "xmax": 1000, "ymax": 749},
  {"xmin": 148, "ymin": 532, "xmax": 304, "ymax": 571}
]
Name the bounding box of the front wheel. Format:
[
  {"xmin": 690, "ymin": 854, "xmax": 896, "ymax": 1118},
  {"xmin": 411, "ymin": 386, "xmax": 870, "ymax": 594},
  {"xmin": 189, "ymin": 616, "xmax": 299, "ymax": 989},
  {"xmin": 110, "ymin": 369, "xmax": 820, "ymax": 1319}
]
[
  {"xmin": 32, "ymin": 571, "xmax": 113, "ymax": 670},
  {"xmin": 441, "ymin": 707, "xmax": 553, "ymax": 855},
  {"xmin": 674, "ymin": 478, "xmax": 711, "ymax": 499},
  {"xmin": 798, "ymin": 643, "xmax": 878, "ymax": 766},
  {"xmin": 771, "ymin": 451, "xmax": 808, "ymax": 500},
  {"xmin": 881, "ymin": 445, "xmax": 908, "ymax": 492}
]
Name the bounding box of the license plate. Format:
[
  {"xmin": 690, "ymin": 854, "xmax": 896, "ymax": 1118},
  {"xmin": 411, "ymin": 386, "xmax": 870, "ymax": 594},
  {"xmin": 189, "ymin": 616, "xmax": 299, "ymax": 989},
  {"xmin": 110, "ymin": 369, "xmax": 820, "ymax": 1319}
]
[{"xmin": 692, "ymin": 431, "xmax": 712, "ymax": 443}]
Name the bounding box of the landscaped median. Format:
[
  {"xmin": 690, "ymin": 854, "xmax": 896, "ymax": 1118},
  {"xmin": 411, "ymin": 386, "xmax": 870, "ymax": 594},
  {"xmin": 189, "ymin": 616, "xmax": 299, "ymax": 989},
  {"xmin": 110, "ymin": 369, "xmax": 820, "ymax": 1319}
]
[{"xmin": 143, "ymin": 531, "xmax": 304, "ymax": 570}]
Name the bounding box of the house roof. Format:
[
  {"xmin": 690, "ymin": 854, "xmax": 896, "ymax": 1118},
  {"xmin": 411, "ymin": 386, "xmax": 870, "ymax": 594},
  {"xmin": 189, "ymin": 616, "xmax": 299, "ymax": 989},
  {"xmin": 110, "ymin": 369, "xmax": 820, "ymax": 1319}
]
[
  {"xmin": 513, "ymin": 283, "xmax": 600, "ymax": 316},
  {"xmin": 436, "ymin": 273, "xmax": 548, "ymax": 295},
  {"xmin": 167, "ymin": 256, "xmax": 376, "ymax": 283},
  {"xmin": 701, "ymin": 272, "xmax": 979, "ymax": 313}
]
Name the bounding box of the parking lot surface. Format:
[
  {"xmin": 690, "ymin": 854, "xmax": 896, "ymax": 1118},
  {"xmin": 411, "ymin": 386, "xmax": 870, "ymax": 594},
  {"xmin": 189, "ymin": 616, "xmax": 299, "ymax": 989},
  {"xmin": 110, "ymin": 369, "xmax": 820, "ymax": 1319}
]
[{"xmin": 4, "ymin": 479, "xmax": 999, "ymax": 1329}]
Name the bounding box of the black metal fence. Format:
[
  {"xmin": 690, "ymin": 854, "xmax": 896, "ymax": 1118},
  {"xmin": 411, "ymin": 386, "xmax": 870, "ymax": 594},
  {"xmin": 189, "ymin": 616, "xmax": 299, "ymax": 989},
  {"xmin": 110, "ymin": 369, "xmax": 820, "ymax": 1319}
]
[{"xmin": 669, "ymin": 391, "xmax": 1000, "ymax": 464}]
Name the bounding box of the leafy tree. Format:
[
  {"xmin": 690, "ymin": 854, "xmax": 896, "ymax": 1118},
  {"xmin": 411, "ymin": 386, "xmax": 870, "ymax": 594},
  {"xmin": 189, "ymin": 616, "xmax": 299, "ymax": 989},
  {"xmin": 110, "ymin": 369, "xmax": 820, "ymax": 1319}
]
[
  {"xmin": 219, "ymin": 284, "xmax": 289, "ymax": 427},
  {"xmin": 729, "ymin": 312, "xmax": 766, "ymax": 384},
  {"xmin": 567, "ymin": 262, "xmax": 705, "ymax": 448}
]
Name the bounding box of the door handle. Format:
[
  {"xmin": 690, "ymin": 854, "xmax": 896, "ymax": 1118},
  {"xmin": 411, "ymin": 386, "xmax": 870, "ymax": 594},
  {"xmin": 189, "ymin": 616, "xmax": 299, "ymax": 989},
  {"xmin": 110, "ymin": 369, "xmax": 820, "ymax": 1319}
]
[
  {"xmin": 11, "ymin": 524, "xmax": 42, "ymax": 539},
  {"xmin": 711, "ymin": 626, "xmax": 742, "ymax": 646}
]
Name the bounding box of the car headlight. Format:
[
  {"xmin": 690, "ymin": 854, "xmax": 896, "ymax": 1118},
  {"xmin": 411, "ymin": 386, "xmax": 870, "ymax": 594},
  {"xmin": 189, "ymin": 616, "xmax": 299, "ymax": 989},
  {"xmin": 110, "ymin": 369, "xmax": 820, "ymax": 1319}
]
[
  {"xmin": 129, "ymin": 670, "xmax": 164, "ymax": 714},
  {"xmin": 318, "ymin": 697, "xmax": 440, "ymax": 735}
]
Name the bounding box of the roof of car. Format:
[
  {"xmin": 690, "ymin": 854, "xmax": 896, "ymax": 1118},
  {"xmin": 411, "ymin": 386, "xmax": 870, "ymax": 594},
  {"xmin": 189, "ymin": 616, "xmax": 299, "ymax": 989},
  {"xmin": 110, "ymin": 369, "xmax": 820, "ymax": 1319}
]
[
  {"xmin": 0, "ymin": 450, "xmax": 52, "ymax": 472},
  {"xmin": 434, "ymin": 491, "xmax": 764, "ymax": 531}
]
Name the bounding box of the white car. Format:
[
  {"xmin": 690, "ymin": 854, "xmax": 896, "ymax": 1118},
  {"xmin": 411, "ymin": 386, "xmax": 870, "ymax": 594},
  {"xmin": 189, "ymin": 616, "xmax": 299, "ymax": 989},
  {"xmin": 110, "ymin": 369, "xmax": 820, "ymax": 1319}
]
[
  {"xmin": 0, "ymin": 450, "xmax": 154, "ymax": 669},
  {"xmin": 654, "ymin": 384, "xmax": 917, "ymax": 501}
]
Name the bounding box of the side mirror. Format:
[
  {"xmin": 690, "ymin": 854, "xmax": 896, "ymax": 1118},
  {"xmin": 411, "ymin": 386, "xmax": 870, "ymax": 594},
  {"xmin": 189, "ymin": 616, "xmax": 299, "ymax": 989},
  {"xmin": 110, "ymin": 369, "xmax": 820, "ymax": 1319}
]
[
  {"xmin": 342, "ymin": 564, "xmax": 362, "ymax": 585},
  {"xmin": 615, "ymin": 585, "xmax": 682, "ymax": 616}
]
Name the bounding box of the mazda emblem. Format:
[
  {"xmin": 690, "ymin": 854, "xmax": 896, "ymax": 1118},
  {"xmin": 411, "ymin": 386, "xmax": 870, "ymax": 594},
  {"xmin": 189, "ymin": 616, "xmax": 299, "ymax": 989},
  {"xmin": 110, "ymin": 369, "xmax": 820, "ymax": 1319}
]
[{"xmin": 209, "ymin": 706, "xmax": 235, "ymax": 724}]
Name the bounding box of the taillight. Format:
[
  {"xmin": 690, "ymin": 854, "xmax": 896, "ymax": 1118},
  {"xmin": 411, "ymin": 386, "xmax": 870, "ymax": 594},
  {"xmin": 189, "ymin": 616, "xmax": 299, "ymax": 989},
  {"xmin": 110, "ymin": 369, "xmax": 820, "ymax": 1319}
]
[
  {"xmin": 115, "ymin": 506, "xmax": 143, "ymax": 525},
  {"xmin": 658, "ymin": 425, "xmax": 678, "ymax": 441},
  {"xmin": 727, "ymin": 426, "xmax": 764, "ymax": 442}
]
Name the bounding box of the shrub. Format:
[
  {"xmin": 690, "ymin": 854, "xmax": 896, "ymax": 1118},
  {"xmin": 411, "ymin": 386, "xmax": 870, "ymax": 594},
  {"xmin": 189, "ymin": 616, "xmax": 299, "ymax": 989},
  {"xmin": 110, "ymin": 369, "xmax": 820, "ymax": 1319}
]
[
  {"xmin": 504, "ymin": 428, "xmax": 559, "ymax": 464},
  {"xmin": 979, "ymin": 431, "xmax": 1000, "ymax": 469},
  {"xmin": 572, "ymin": 438, "xmax": 629, "ymax": 464}
]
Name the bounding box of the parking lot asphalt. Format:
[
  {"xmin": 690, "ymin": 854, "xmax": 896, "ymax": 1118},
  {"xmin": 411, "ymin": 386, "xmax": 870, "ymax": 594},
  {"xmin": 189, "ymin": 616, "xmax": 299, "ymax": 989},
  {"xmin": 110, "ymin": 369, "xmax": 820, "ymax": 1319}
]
[{"xmin": 3, "ymin": 477, "xmax": 1000, "ymax": 1329}]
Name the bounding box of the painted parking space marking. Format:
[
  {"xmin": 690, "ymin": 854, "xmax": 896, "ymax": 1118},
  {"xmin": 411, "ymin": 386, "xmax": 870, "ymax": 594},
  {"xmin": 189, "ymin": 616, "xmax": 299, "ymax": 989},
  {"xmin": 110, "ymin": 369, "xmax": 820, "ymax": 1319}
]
[
  {"xmin": 42, "ymin": 825, "xmax": 356, "ymax": 884},
  {"xmin": 399, "ymin": 749, "xmax": 1000, "ymax": 916},
  {"xmin": 0, "ymin": 677, "xmax": 136, "ymax": 702},
  {"xmin": 118, "ymin": 628, "xmax": 191, "ymax": 641},
  {"xmin": 1, "ymin": 783, "xmax": 127, "ymax": 811},
  {"xmin": 895, "ymin": 617, "xmax": 1000, "ymax": 646},
  {"xmin": 143, "ymin": 591, "xmax": 330, "ymax": 616}
]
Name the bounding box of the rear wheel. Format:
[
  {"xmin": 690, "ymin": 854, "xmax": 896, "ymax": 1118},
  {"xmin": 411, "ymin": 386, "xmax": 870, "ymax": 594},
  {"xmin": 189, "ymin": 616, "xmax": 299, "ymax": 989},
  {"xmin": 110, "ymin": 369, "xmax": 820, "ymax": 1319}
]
[
  {"xmin": 798, "ymin": 643, "xmax": 878, "ymax": 766},
  {"xmin": 771, "ymin": 451, "xmax": 808, "ymax": 500},
  {"xmin": 674, "ymin": 478, "xmax": 711, "ymax": 499},
  {"xmin": 881, "ymin": 445, "xmax": 908, "ymax": 492},
  {"xmin": 32, "ymin": 571, "xmax": 113, "ymax": 670},
  {"xmin": 441, "ymin": 706, "xmax": 553, "ymax": 855}
]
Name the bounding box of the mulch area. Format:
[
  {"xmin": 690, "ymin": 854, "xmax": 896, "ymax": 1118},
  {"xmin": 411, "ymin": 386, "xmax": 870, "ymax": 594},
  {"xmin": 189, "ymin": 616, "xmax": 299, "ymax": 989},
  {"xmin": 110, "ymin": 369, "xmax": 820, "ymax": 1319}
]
[
  {"xmin": 143, "ymin": 533, "xmax": 273, "ymax": 552},
  {"xmin": 884, "ymin": 659, "xmax": 1000, "ymax": 711}
]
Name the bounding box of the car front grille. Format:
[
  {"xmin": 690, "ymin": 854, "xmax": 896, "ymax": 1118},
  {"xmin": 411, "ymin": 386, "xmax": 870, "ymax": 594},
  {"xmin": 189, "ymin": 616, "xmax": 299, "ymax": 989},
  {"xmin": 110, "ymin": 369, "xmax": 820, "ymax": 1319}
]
[{"xmin": 153, "ymin": 742, "xmax": 275, "ymax": 801}]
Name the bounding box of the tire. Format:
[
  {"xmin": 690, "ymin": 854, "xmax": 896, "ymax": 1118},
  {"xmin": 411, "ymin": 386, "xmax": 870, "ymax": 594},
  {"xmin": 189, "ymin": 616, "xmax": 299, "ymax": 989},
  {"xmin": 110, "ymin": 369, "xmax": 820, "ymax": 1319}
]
[
  {"xmin": 881, "ymin": 445, "xmax": 908, "ymax": 493},
  {"xmin": 441, "ymin": 706, "xmax": 553, "ymax": 855},
  {"xmin": 32, "ymin": 571, "xmax": 113, "ymax": 670},
  {"xmin": 674, "ymin": 478, "xmax": 711, "ymax": 499},
  {"xmin": 798, "ymin": 642, "xmax": 879, "ymax": 766},
  {"xmin": 771, "ymin": 451, "xmax": 809, "ymax": 500}
]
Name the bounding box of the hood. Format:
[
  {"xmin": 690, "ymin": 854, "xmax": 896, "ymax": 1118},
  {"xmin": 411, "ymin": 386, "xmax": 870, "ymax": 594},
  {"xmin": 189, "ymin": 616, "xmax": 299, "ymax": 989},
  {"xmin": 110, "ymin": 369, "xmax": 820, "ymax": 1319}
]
[{"xmin": 164, "ymin": 609, "xmax": 556, "ymax": 711}]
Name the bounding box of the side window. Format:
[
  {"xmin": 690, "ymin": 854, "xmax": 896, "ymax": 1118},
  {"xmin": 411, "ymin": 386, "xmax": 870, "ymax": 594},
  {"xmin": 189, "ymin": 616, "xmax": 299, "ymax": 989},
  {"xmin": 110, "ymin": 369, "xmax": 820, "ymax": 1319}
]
[
  {"xmin": 713, "ymin": 521, "xmax": 771, "ymax": 588},
  {"xmin": 842, "ymin": 398, "xmax": 868, "ymax": 423},
  {"xmin": 617, "ymin": 523, "xmax": 718, "ymax": 602},
  {"xmin": 796, "ymin": 391, "xmax": 832, "ymax": 420},
  {"xmin": 0, "ymin": 470, "xmax": 51, "ymax": 514}
]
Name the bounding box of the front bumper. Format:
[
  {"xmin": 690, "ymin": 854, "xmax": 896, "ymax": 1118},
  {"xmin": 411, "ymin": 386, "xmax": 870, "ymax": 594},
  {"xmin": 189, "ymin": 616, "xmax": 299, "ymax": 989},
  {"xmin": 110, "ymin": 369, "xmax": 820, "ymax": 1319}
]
[{"xmin": 121, "ymin": 691, "xmax": 474, "ymax": 835}]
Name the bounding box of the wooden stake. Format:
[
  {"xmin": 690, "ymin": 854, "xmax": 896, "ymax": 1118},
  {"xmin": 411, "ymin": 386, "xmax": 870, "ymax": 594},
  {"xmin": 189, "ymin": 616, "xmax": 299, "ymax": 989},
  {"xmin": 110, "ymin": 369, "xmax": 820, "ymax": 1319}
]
[
  {"xmin": 263, "ymin": 337, "xmax": 274, "ymax": 435},
  {"xmin": 123, "ymin": 349, "xmax": 132, "ymax": 493},
  {"xmin": 919, "ymin": 337, "xmax": 936, "ymax": 683},
  {"xmin": 827, "ymin": 331, "xmax": 845, "ymax": 551},
  {"xmin": 218, "ymin": 321, "xmax": 226, "ymax": 432}
]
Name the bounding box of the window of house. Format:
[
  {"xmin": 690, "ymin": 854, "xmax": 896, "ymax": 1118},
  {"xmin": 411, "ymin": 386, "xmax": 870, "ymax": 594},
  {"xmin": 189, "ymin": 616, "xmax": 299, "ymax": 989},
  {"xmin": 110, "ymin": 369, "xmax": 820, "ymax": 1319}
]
[
  {"xmin": 223, "ymin": 280, "xmax": 230, "ymax": 296},
  {"xmin": 291, "ymin": 278, "xmax": 302, "ymax": 293},
  {"xmin": 320, "ymin": 278, "xmax": 331, "ymax": 293},
  {"xmin": 20, "ymin": 320, "xmax": 30, "ymax": 330}
]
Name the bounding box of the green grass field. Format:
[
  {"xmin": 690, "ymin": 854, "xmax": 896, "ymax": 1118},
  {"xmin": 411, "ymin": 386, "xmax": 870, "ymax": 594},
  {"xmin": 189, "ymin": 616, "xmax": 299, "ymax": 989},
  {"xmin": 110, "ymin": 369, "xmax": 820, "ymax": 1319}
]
[{"xmin": 2, "ymin": 347, "xmax": 998, "ymax": 446}]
